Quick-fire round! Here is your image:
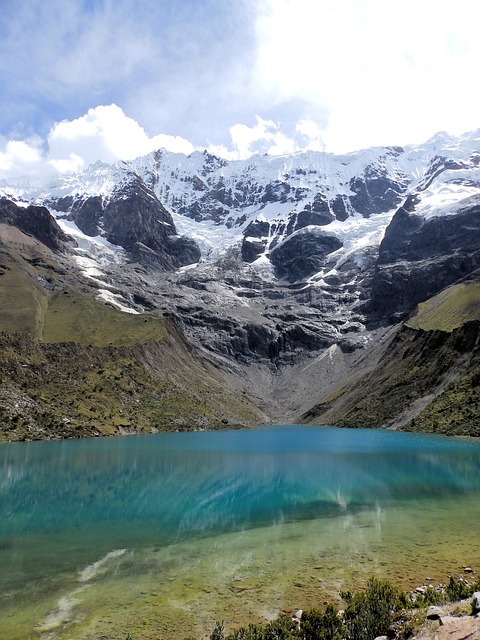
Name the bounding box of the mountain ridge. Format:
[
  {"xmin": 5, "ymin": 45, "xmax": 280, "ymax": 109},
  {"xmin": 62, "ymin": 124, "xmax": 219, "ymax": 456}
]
[{"xmin": 1, "ymin": 129, "xmax": 480, "ymax": 439}]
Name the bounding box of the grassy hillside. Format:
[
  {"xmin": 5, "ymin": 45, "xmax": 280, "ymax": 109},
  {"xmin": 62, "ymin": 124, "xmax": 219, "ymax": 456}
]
[
  {"xmin": 42, "ymin": 289, "xmax": 167, "ymax": 346},
  {"xmin": 302, "ymin": 283, "xmax": 480, "ymax": 437},
  {"xmin": 0, "ymin": 328, "xmax": 265, "ymax": 442},
  {"xmin": 0, "ymin": 243, "xmax": 47, "ymax": 337},
  {"xmin": 0, "ymin": 240, "xmax": 266, "ymax": 442},
  {"xmin": 406, "ymin": 366, "xmax": 480, "ymax": 435},
  {"xmin": 405, "ymin": 282, "xmax": 480, "ymax": 332}
]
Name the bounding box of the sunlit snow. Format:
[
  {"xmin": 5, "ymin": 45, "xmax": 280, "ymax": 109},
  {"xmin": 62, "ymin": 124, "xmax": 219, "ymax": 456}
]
[
  {"xmin": 2, "ymin": 128, "xmax": 480, "ymax": 311},
  {"xmin": 170, "ymin": 212, "xmax": 243, "ymax": 260},
  {"xmin": 96, "ymin": 290, "xmax": 139, "ymax": 314},
  {"xmin": 54, "ymin": 217, "xmax": 127, "ymax": 276}
]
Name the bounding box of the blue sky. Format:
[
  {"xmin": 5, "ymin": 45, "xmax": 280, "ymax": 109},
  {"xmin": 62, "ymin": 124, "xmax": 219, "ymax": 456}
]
[{"xmin": 1, "ymin": 0, "xmax": 480, "ymax": 177}]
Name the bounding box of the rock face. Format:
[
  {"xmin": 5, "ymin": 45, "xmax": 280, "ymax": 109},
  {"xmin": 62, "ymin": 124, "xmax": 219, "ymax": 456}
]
[
  {"xmin": 369, "ymin": 196, "xmax": 480, "ymax": 320},
  {"xmin": 269, "ymin": 228, "xmax": 343, "ymax": 282},
  {"xmin": 302, "ymin": 317, "xmax": 480, "ymax": 436},
  {"xmin": 348, "ymin": 151, "xmax": 409, "ymax": 216},
  {"xmin": 46, "ymin": 172, "xmax": 201, "ymax": 270},
  {"xmin": 0, "ymin": 198, "xmax": 73, "ymax": 252},
  {"xmin": 1, "ymin": 131, "xmax": 480, "ymax": 435}
]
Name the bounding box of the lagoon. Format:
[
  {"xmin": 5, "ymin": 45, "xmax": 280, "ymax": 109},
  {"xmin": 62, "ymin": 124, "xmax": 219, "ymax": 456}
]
[{"xmin": 1, "ymin": 425, "xmax": 480, "ymax": 639}]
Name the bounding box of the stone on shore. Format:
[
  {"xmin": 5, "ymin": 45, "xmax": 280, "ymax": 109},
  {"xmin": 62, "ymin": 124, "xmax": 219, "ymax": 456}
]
[{"xmin": 435, "ymin": 615, "xmax": 480, "ymax": 640}]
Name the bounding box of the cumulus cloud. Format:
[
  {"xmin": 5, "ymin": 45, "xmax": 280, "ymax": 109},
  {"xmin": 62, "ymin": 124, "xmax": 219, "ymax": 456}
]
[
  {"xmin": 0, "ymin": 105, "xmax": 197, "ymax": 179},
  {"xmin": 207, "ymin": 115, "xmax": 326, "ymax": 160},
  {"xmin": 1, "ymin": 0, "xmax": 479, "ymax": 165},
  {"xmin": 0, "ymin": 137, "xmax": 45, "ymax": 177},
  {"xmin": 3, "ymin": 0, "xmax": 480, "ymax": 181},
  {"xmin": 48, "ymin": 105, "xmax": 195, "ymax": 169},
  {"xmin": 228, "ymin": 116, "xmax": 295, "ymax": 159},
  {"xmin": 295, "ymin": 120, "xmax": 325, "ymax": 152},
  {"xmin": 0, "ymin": 0, "xmax": 259, "ymax": 152},
  {"xmin": 0, "ymin": 105, "xmax": 332, "ymax": 179},
  {"xmin": 254, "ymin": 0, "xmax": 480, "ymax": 152}
]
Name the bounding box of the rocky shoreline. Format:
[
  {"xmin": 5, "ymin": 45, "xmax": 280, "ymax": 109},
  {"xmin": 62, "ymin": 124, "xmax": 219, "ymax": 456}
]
[{"xmin": 388, "ymin": 590, "xmax": 480, "ymax": 640}]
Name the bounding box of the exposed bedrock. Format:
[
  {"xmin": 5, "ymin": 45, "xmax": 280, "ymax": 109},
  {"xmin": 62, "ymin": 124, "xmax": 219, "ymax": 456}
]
[
  {"xmin": 269, "ymin": 229, "xmax": 343, "ymax": 282},
  {"xmin": 369, "ymin": 197, "xmax": 480, "ymax": 320}
]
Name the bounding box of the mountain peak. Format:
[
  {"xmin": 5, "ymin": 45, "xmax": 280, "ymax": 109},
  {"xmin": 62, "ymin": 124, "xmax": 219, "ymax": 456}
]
[{"xmin": 1, "ymin": 130, "xmax": 480, "ymax": 439}]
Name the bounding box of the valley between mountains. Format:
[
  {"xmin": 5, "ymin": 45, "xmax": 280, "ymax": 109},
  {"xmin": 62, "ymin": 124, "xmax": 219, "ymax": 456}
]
[{"xmin": 1, "ymin": 130, "xmax": 480, "ymax": 441}]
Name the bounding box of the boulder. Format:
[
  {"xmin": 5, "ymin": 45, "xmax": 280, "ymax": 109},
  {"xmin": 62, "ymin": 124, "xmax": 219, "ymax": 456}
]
[
  {"xmin": 436, "ymin": 615, "xmax": 480, "ymax": 640},
  {"xmin": 427, "ymin": 606, "xmax": 446, "ymax": 620},
  {"xmin": 472, "ymin": 591, "xmax": 480, "ymax": 615}
]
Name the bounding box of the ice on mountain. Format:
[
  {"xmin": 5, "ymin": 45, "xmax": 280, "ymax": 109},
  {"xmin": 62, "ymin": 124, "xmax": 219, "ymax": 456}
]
[{"xmin": 97, "ymin": 290, "xmax": 139, "ymax": 314}]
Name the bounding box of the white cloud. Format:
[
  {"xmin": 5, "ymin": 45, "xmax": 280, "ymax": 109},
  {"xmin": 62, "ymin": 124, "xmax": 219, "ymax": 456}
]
[
  {"xmin": 48, "ymin": 153, "xmax": 85, "ymax": 174},
  {"xmin": 295, "ymin": 120, "xmax": 325, "ymax": 152},
  {"xmin": 0, "ymin": 0, "xmax": 479, "ymax": 163},
  {"xmin": 1, "ymin": 0, "xmax": 480, "ymax": 179},
  {"xmin": 48, "ymin": 105, "xmax": 196, "ymax": 168},
  {"xmin": 0, "ymin": 105, "xmax": 198, "ymax": 179},
  {"xmin": 149, "ymin": 134, "xmax": 196, "ymax": 157},
  {"xmin": 208, "ymin": 115, "xmax": 325, "ymax": 160},
  {"xmin": 254, "ymin": 0, "xmax": 480, "ymax": 153},
  {"xmin": 229, "ymin": 116, "xmax": 290, "ymax": 159},
  {"xmin": 0, "ymin": 138, "xmax": 45, "ymax": 177},
  {"xmin": 0, "ymin": 0, "xmax": 259, "ymax": 156}
]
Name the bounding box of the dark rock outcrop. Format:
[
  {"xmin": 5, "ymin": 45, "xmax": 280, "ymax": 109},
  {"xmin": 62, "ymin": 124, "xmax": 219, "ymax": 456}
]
[
  {"xmin": 348, "ymin": 162, "xmax": 409, "ymax": 217},
  {"xmin": 269, "ymin": 229, "xmax": 343, "ymax": 282},
  {"xmin": 0, "ymin": 198, "xmax": 73, "ymax": 252},
  {"xmin": 369, "ymin": 197, "xmax": 480, "ymax": 319},
  {"xmin": 51, "ymin": 176, "xmax": 201, "ymax": 269},
  {"xmin": 301, "ymin": 319, "xmax": 480, "ymax": 435},
  {"xmin": 241, "ymin": 220, "xmax": 270, "ymax": 262}
]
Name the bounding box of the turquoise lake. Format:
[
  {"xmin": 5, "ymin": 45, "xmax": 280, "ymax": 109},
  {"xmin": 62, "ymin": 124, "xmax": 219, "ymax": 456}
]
[{"xmin": 1, "ymin": 425, "xmax": 480, "ymax": 639}]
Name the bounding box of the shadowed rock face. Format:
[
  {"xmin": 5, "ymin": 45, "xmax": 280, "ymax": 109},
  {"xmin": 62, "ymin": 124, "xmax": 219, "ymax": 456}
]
[
  {"xmin": 0, "ymin": 198, "xmax": 73, "ymax": 252},
  {"xmin": 99, "ymin": 178, "xmax": 201, "ymax": 269},
  {"xmin": 369, "ymin": 198, "xmax": 480, "ymax": 320},
  {"xmin": 269, "ymin": 229, "xmax": 343, "ymax": 282},
  {"xmin": 49, "ymin": 176, "xmax": 201, "ymax": 270}
]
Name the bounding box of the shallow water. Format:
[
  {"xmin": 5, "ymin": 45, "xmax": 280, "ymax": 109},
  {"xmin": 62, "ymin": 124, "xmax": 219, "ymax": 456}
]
[{"xmin": 1, "ymin": 425, "xmax": 480, "ymax": 639}]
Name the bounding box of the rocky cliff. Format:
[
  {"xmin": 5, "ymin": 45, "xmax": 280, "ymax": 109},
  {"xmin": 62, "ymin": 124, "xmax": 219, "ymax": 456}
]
[{"xmin": 1, "ymin": 130, "xmax": 480, "ymax": 439}]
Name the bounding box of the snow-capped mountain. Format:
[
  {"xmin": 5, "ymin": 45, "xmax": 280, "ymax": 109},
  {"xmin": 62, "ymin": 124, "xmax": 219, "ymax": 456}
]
[
  {"xmin": 1, "ymin": 129, "xmax": 480, "ymax": 438},
  {"xmin": 3, "ymin": 129, "xmax": 480, "ymax": 273},
  {"xmin": 1, "ymin": 129, "xmax": 480, "ymax": 363}
]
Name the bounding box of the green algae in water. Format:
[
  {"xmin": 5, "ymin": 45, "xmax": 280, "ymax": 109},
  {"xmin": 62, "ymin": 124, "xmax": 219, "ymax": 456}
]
[{"xmin": 1, "ymin": 426, "xmax": 480, "ymax": 639}]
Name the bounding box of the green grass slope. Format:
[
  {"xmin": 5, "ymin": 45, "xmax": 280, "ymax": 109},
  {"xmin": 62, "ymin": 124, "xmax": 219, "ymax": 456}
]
[
  {"xmin": 42, "ymin": 289, "xmax": 167, "ymax": 346},
  {"xmin": 302, "ymin": 283, "xmax": 480, "ymax": 437},
  {"xmin": 0, "ymin": 243, "xmax": 47, "ymax": 338},
  {"xmin": 0, "ymin": 328, "xmax": 265, "ymax": 442},
  {"xmin": 0, "ymin": 241, "xmax": 266, "ymax": 442},
  {"xmin": 405, "ymin": 282, "xmax": 480, "ymax": 332}
]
